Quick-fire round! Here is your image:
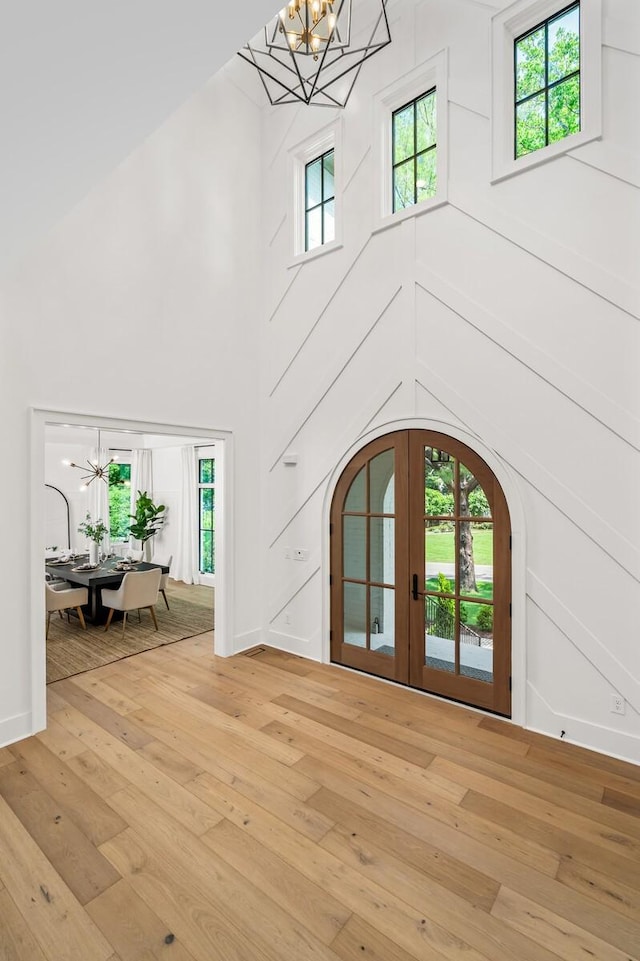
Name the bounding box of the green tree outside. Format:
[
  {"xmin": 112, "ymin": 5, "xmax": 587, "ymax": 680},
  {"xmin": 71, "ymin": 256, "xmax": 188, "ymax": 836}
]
[{"xmin": 515, "ymin": 7, "xmax": 580, "ymax": 158}]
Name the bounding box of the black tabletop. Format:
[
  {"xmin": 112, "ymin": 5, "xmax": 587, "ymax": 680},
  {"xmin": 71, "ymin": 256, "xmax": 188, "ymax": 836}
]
[{"xmin": 46, "ymin": 558, "xmax": 169, "ymax": 589}]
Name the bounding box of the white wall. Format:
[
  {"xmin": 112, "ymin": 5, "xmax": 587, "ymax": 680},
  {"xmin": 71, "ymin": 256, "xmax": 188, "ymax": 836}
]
[
  {"xmin": 0, "ymin": 62, "xmax": 263, "ymax": 746},
  {"xmin": 44, "ymin": 443, "xmax": 100, "ymax": 552},
  {"xmin": 258, "ymin": 0, "xmax": 640, "ymax": 763}
]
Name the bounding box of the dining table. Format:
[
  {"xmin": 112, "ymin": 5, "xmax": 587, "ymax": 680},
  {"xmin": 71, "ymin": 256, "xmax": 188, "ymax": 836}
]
[{"xmin": 45, "ymin": 557, "xmax": 169, "ymax": 624}]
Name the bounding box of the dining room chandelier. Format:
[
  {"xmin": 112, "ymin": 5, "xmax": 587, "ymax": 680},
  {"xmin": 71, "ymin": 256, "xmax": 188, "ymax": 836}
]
[
  {"xmin": 238, "ymin": 0, "xmax": 391, "ymax": 107},
  {"xmin": 63, "ymin": 430, "xmax": 118, "ymax": 490}
]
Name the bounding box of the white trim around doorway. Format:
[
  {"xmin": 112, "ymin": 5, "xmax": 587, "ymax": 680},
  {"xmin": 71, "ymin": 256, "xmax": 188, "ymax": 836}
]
[{"xmin": 30, "ymin": 408, "xmax": 234, "ymax": 733}]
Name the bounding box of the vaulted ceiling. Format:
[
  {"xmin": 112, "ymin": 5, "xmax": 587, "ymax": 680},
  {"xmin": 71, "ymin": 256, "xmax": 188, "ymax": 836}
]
[{"xmin": 0, "ymin": 1, "xmax": 278, "ymax": 275}]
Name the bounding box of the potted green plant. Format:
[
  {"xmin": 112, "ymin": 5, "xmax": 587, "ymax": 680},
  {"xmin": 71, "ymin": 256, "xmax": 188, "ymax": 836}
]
[
  {"xmin": 77, "ymin": 512, "xmax": 108, "ymax": 565},
  {"xmin": 128, "ymin": 491, "xmax": 166, "ymax": 561}
]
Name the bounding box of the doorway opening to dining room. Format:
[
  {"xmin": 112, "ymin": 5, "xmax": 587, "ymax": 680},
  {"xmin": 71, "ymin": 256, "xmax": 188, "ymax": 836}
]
[{"xmin": 32, "ymin": 410, "xmax": 231, "ymax": 718}]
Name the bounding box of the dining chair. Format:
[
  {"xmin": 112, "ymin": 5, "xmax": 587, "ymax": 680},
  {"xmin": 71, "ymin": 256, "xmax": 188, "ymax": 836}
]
[
  {"xmin": 102, "ymin": 568, "xmax": 162, "ymax": 638},
  {"xmin": 151, "ymin": 552, "xmax": 173, "ymax": 610},
  {"xmin": 45, "ymin": 581, "xmax": 88, "ymax": 639}
]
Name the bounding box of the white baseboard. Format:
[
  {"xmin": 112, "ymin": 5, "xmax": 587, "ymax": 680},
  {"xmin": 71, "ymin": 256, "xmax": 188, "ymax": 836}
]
[
  {"xmin": 0, "ymin": 711, "xmax": 36, "ymax": 749},
  {"xmin": 233, "ymin": 628, "xmax": 264, "ymax": 655},
  {"xmin": 527, "ymin": 685, "xmax": 640, "ymax": 767},
  {"xmin": 265, "ymin": 629, "xmax": 322, "ymax": 661}
]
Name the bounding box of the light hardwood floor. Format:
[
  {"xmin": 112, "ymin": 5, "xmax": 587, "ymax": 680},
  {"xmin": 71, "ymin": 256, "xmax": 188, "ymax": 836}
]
[{"xmin": 0, "ymin": 637, "xmax": 639, "ymax": 961}]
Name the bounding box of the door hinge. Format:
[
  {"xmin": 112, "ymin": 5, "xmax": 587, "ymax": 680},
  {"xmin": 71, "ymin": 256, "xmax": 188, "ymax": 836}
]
[
  {"xmin": 509, "ymin": 676, "xmax": 512, "ymax": 692},
  {"xmin": 329, "ymin": 629, "xmax": 333, "ymax": 641},
  {"xmin": 329, "ymin": 574, "xmax": 333, "ymax": 586},
  {"xmin": 509, "ymin": 535, "xmax": 512, "ymax": 550},
  {"xmin": 509, "ymin": 603, "xmax": 512, "ymax": 617}
]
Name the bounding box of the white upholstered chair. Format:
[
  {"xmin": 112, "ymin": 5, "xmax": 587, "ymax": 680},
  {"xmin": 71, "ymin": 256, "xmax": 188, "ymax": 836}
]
[
  {"xmin": 45, "ymin": 581, "xmax": 88, "ymax": 639},
  {"xmin": 151, "ymin": 552, "xmax": 173, "ymax": 610},
  {"xmin": 102, "ymin": 568, "xmax": 162, "ymax": 637}
]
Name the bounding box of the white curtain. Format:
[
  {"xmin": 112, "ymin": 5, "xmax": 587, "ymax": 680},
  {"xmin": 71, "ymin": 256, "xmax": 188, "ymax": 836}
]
[
  {"xmin": 90, "ymin": 445, "xmax": 111, "ymax": 556},
  {"xmin": 173, "ymin": 446, "xmax": 198, "ymax": 584},
  {"xmin": 129, "ymin": 448, "xmax": 154, "ymax": 553},
  {"xmin": 130, "ymin": 448, "xmax": 153, "ymax": 510}
]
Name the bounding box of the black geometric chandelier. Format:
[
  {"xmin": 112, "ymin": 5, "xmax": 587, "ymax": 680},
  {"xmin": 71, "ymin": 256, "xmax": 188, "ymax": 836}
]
[{"xmin": 238, "ymin": 0, "xmax": 391, "ymax": 107}]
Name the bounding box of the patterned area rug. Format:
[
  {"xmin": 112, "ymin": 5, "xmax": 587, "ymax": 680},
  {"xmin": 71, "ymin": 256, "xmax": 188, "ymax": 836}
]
[{"xmin": 46, "ymin": 584, "xmax": 214, "ymax": 683}]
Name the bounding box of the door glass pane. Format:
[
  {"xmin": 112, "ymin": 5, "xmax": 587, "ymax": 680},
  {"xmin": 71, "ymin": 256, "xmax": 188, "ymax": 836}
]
[
  {"xmin": 460, "ymin": 466, "xmax": 491, "ymax": 518},
  {"xmin": 459, "ymin": 521, "xmax": 493, "ymax": 602},
  {"xmin": 370, "ymin": 449, "xmax": 394, "ymax": 513},
  {"xmin": 424, "ymin": 450, "xmax": 455, "ymax": 515},
  {"xmin": 345, "ymin": 467, "xmax": 366, "ymax": 512},
  {"xmin": 424, "ymin": 594, "xmax": 455, "ymax": 674},
  {"xmin": 344, "ymin": 582, "xmax": 366, "ymax": 648},
  {"xmin": 460, "ymin": 603, "xmax": 493, "ymax": 683},
  {"xmin": 370, "ymin": 517, "xmax": 394, "ymax": 585},
  {"xmin": 343, "ymin": 516, "xmax": 366, "ymax": 580},
  {"xmin": 370, "ymin": 586, "xmax": 395, "ymax": 655},
  {"xmin": 425, "ymin": 525, "xmax": 456, "ymax": 595}
]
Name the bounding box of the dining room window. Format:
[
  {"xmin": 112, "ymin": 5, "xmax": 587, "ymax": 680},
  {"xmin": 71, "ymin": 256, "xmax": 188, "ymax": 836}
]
[
  {"xmin": 198, "ymin": 456, "xmax": 215, "ymax": 575},
  {"xmin": 108, "ymin": 461, "xmax": 132, "ymax": 540}
]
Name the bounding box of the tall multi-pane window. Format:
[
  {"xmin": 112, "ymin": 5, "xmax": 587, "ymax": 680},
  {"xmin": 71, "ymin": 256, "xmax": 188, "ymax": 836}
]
[
  {"xmin": 198, "ymin": 457, "xmax": 215, "ymax": 575},
  {"xmin": 514, "ymin": 3, "xmax": 580, "ymax": 158},
  {"xmin": 392, "ymin": 88, "xmax": 437, "ymax": 212},
  {"xmin": 305, "ymin": 149, "xmax": 335, "ymax": 251},
  {"xmin": 108, "ymin": 462, "xmax": 131, "ymax": 540}
]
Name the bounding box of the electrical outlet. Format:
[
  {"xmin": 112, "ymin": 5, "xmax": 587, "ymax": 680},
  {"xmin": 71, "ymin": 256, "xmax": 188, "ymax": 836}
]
[
  {"xmin": 284, "ymin": 611, "xmax": 291, "ymax": 625},
  {"xmin": 610, "ymin": 694, "xmax": 625, "ymax": 715},
  {"xmin": 293, "ymin": 548, "xmax": 308, "ymax": 561}
]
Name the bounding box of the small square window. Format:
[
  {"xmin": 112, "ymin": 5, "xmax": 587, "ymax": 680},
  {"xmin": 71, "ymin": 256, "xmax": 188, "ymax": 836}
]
[
  {"xmin": 305, "ymin": 149, "xmax": 335, "ymax": 251},
  {"xmin": 372, "ymin": 51, "xmax": 448, "ymax": 230},
  {"xmin": 514, "ymin": 3, "xmax": 580, "ymax": 159},
  {"xmin": 491, "ymin": 0, "xmax": 601, "ymax": 181},
  {"xmin": 288, "ymin": 121, "xmax": 342, "ymax": 263}
]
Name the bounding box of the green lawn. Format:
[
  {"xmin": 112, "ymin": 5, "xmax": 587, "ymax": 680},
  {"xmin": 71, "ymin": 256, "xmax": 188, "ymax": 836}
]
[{"xmin": 425, "ymin": 529, "xmax": 493, "ymax": 565}]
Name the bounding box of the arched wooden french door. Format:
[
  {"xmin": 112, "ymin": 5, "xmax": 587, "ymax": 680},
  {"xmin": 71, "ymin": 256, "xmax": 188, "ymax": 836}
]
[{"xmin": 330, "ymin": 430, "xmax": 512, "ymax": 716}]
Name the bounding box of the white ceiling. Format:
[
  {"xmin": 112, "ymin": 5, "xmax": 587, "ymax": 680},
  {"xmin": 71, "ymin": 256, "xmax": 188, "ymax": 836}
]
[{"xmin": 0, "ymin": 0, "xmax": 279, "ymax": 276}]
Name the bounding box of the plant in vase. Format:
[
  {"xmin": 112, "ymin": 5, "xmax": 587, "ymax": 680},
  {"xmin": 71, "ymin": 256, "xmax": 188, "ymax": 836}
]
[
  {"xmin": 77, "ymin": 513, "xmax": 108, "ymax": 566},
  {"xmin": 128, "ymin": 491, "xmax": 166, "ymax": 561}
]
